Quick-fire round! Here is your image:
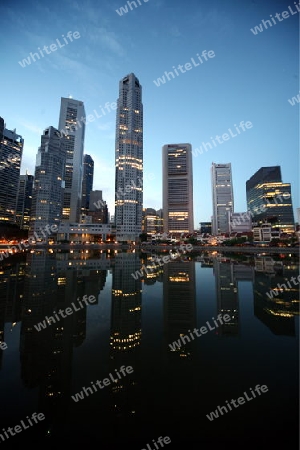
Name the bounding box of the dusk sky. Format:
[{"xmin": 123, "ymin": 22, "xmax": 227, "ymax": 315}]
[{"xmin": 0, "ymin": 0, "xmax": 298, "ymax": 227}]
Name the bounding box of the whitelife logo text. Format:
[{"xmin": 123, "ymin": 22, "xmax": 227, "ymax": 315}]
[
  {"xmin": 153, "ymin": 50, "xmax": 215, "ymax": 87},
  {"xmin": 206, "ymin": 385, "xmax": 269, "ymax": 421},
  {"xmin": 18, "ymin": 31, "xmax": 80, "ymax": 68}
]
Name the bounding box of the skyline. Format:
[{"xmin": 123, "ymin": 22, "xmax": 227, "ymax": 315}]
[{"xmin": 0, "ymin": 0, "xmax": 298, "ymax": 227}]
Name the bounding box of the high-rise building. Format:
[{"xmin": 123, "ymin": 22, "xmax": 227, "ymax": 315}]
[
  {"xmin": 58, "ymin": 97, "xmax": 85, "ymax": 223},
  {"xmin": 211, "ymin": 163, "xmax": 234, "ymax": 235},
  {"xmin": 162, "ymin": 143, "xmax": 194, "ymax": 235},
  {"xmin": 142, "ymin": 208, "xmax": 159, "ymax": 235},
  {"xmin": 200, "ymin": 222, "xmax": 212, "ymax": 234},
  {"xmin": 246, "ymin": 166, "xmax": 294, "ymax": 233},
  {"xmin": 30, "ymin": 127, "xmax": 66, "ymax": 238},
  {"xmin": 81, "ymin": 154, "xmax": 94, "ymax": 214},
  {"xmin": 16, "ymin": 173, "xmax": 34, "ymax": 229},
  {"xmin": 155, "ymin": 208, "xmax": 164, "ymax": 234},
  {"xmin": 0, "ymin": 117, "xmax": 4, "ymax": 142},
  {"xmin": 88, "ymin": 190, "xmax": 108, "ymax": 224},
  {"xmin": 0, "ymin": 126, "xmax": 24, "ymax": 224},
  {"xmin": 115, "ymin": 73, "xmax": 143, "ymax": 242}
]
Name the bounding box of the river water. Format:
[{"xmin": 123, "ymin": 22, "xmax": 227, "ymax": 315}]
[{"xmin": 0, "ymin": 248, "xmax": 299, "ymax": 448}]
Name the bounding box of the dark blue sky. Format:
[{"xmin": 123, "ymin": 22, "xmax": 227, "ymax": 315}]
[{"xmin": 0, "ymin": 0, "xmax": 298, "ymax": 226}]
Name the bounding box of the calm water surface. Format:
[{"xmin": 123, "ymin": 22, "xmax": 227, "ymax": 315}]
[{"xmin": 0, "ymin": 249, "xmax": 299, "ymax": 448}]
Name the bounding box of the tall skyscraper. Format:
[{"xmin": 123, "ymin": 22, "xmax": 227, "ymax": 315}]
[
  {"xmin": 58, "ymin": 97, "xmax": 85, "ymax": 223},
  {"xmin": 211, "ymin": 163, "xmax": 234, "ymax": 235},
  {"xmin": 162, "ymin": 143, "xmax": 194, "ymax": 234},
  {"xmin": 115, "ymin": 73, "xmax": 143, "ymax": 242},
  {"xmin": 0, "ymin": 126, "xmax": 24, "ymax": 224},
  {"xmin": 81, "ymin": 154, "xmax": 94, "ymax": 214},
  {"xmin": 246, "ymin": 166, "xmax": 294, "ymax": 233},
  {"xmin": 0, "ymin": 117, "xmax": 4, "ymax": 142},
  {"xmin": 16, "ymin": 173, "xmax": 34, "ymax": 229},
  {"xmin": 30, "ymin": 127, "xmax": 66, "ymax": 238}
]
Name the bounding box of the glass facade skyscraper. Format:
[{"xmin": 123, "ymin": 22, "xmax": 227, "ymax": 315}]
[
  {"xmin": 30, "ymin": 127, "xmax": 66, "ymax": 237},
  {"xmin": 16, "ymin": 173, "xmax": 34, "ymax": 229},
  {"xmin": 0, "ymin": 126, "xmax": 24, "ymax": 224},
  {"xmin": 246, "ymin": 166, "xmax": 294, "ymax": 233},
  {"xmin": 115, "ymin": 73, "xmax": 143, "ymax": 242},
  {"xmin": 211, "ymin": 163, "xmax": 234, "ymax": 235},
  {"xmin": 81, "ymin": 154, "xmax": 94, "ymax": 214}
]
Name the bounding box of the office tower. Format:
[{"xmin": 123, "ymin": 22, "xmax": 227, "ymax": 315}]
[
  {"xmin": 88, "ymin": 190, "xmax": 108, "ymax": 224},
  {"xmin": 155, "ymin": 208, "xmax": 164, "ymax": 234},
  {"xmin": 81, "ymin": 154, "xmax": 94, "ymax": 215},
  {"xmin": 200, "ymin": 222, "xmax": 212, "ymax": 234},
  {"xmin": 211, "ymin": 163, "xmax": 234, "ymax": 235},
  {"xmin": 162, "ymin": 143, "xmax": 194, "ymax": 234},
  {"xmin": 142, "ymin": 208, "xmax": 158, "ymax": 235},
  {"xmin": 0, "ymin": 126, "xmax": 24, "ymax": 224},
  {"xmin": 246, "ymin": 166, "xmax": 294, "ymax": 233},
  {"xmin": 58, "ymin": 97, "xmax": 85, "ymax": 223},
  {"xmin": 115, "ymin": 73, "xmax": 143, "ymax": 242},
  {"xmin": 16, "ymin": 173, "xmax": 34, "ymax": 229},
  {"xmin": 0, "ymin": 117, "xmax": 4, "ymax": 142},
  {"xmin": 30, "ymin": 127, "xmax": 66, "ymax": 238}
]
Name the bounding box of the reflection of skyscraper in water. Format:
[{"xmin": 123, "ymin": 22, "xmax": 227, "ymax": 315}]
[
  {"xmin": 163, "ymin": 260, "xmax": 196, "ymax": 358},
  {"xmin": 213, "ymin": 260, "xmax": 254, "ymax": 336},
  {"xmin": 57, "ymin": 268, "xmax": 87, "ymax": 347},
  {"xmin": 20, "ymin": 251, "xmax": 78, "ymax": 437},
  {"xmin": 254, "ymin": 256, "xmax": 283, "ymax": 276},
  {"xmin": 20, "ymin": 251, "xmax": 58, "ymax": 387},
  {"xmin": 110, "ymin": 253, "xmax": 142, "ymax": 418},
  {"xmin": 78, "ymin": 267, "xmax": 107, "ymax": 305},
  {"xmin": 162, "ymin": 260, "xmax": 197, "ymax": 419},
  {"xmin": 253, "ymin": 258, "xmax": 298, "ymax": 336},
  {"xmin": 141, "ymin": 253, "xmax": 164, "ymax": 285},
  {"xmin": 56, "ymin": 260, "xmax": 106, "ymax": 346},
  {"xmin": 213, "ymin": 260, "xmax": 238, "ymax": 336},
  {"xmin": 0, "ymin": 257, "xmax": 26, "ymax": 369}
]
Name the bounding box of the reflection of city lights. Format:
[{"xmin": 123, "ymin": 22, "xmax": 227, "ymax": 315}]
[
  {"xmin": 265, "ymin": 309, "xmax": 293, "ymax": 318},
  {"xmin": 169, "ymin": 276, "xmax": 190, "ymax": 282}
]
